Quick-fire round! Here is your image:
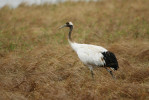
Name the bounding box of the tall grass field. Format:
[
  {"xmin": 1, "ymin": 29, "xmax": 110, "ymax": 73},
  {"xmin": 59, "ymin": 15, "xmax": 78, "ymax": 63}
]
[{"xmin": 0, "ymin": 0, "xmax": 149, "ymax": 99}]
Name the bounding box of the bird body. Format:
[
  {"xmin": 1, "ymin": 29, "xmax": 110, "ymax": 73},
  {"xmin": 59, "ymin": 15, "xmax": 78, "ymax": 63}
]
[
  {"xmin": 59, "ymin": 22, "xmax": 119, "ymax": 78},
  {"xmin": 69, "ymin": 41, "xmax": 107, "ymax": 66}
]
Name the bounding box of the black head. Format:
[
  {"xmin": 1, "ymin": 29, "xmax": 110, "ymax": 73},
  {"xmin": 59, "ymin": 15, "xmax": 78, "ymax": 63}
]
[
  {"xmin": 59, "ymin": 22, "xmax": 73, "ymax": 29},
  {"xmin": 66, "ymin": 22, "xmax": 73, "ymax": 27}
]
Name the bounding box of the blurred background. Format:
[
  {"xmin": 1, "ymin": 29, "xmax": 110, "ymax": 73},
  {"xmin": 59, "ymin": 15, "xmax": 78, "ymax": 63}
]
[
  {"xmin": 0, "ymin": 0, "xmax": 99, "ymax": 8},
  {"xmin": 0, "ymin": 0, "xmax": 149, "ymax": 100}
]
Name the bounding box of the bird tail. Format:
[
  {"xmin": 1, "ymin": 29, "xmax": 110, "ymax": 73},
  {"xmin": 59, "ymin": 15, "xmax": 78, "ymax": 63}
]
[{"xmin": 102, "ymin": 51, "xmax": 119, "ymax": 70}]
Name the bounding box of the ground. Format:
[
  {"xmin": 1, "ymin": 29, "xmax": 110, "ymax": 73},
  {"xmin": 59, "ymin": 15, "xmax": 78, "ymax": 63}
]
[{"xmin": 0, "ymin": 0, "xmax": 149, "ymax": 100}]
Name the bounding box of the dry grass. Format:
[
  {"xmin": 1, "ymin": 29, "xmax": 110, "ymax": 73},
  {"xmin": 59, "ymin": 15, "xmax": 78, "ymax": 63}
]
[{"xmin": 0, "ymin": 0, "xmax": 149, "ymax": 100}]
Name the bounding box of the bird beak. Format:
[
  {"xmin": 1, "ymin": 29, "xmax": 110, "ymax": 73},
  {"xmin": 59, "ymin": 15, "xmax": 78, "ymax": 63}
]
[{"xmin": 59, "ymin": 24, "xmax": 67, "ymax": 29}]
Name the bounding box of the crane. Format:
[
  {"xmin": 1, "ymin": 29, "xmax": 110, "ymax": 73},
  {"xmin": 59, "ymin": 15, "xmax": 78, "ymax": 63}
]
[{"xmin": 59, "ymin": 22, "xmax": 119, "ymax": 79}]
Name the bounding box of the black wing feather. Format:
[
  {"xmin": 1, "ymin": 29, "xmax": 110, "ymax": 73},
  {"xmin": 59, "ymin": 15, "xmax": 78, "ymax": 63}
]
[{"xmin": 102, "ymin": 51, "xmax": 119, "ymax": 70}]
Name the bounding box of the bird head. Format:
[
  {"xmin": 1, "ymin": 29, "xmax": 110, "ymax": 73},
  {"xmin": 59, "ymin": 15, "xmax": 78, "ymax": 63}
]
[{"xmin": 59, "ymin": 22, "xmax": 73, "ymax": 29}]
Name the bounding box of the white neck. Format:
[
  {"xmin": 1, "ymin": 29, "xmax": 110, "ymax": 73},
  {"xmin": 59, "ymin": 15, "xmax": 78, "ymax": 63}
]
[{"xmin": 68, "ymin": 38, "xmax": 78, "ymax": 52}]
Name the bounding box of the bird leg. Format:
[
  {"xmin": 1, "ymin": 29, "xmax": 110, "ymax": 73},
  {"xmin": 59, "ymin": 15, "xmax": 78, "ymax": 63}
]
[
  {"xmin": 105, "ymin": 68, "xmax": 115, "ymax": 79},
  {"xmin": 91, "ymin": 70, "xmax": 94, "ymax": 78},
  {"xmin": 88, "ymin": 65, "xmax": 94, "ymax": 78}
]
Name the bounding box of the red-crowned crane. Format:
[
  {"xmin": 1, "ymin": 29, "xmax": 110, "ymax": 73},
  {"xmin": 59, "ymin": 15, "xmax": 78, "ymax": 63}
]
[{"xmin": 59, "ymin": 22, "xmax": 119, "ymax": 79}]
